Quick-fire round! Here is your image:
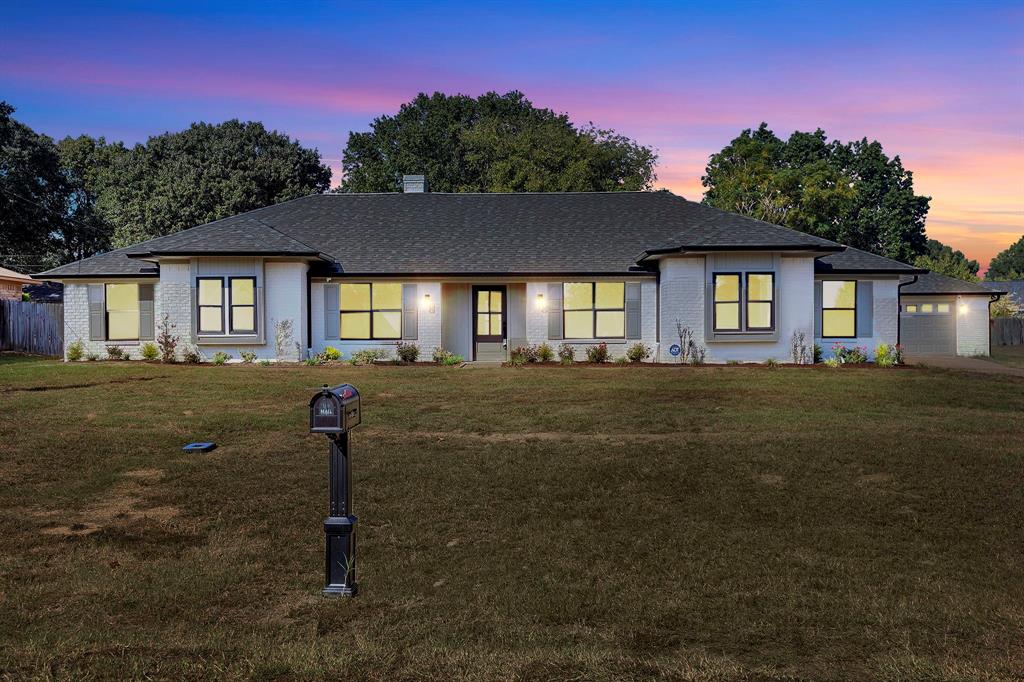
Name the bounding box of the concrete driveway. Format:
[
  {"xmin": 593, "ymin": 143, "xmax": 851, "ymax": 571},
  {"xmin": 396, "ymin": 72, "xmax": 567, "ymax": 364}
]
[{"xmin": 906, "ymin": 354, "xmax": 1024, "ymax": 377}]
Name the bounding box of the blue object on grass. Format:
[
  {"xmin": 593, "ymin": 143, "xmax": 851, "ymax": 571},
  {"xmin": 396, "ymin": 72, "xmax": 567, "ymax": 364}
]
[{"xmin": 182, "ymin": 442, "xmax": 217, "ymax": 453}]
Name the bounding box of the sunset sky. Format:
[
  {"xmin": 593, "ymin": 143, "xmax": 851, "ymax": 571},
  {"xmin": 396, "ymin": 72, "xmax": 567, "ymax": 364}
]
[{"xmin": 2, "ymin": 1, "xmax": 1020, "ymax": 270}]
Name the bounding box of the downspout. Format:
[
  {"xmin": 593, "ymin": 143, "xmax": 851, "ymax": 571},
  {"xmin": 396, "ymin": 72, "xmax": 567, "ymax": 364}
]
[
  {"xmin": 896, "ymin": 275, "xmax": 918, "ymax": 347},
  {"xmin": 988, "ymin": 294, "xmax": 1000, "ymax": 357},
  {"xmin": 306, "ymin": 271, "xmax": 313, "ymax": 355}
]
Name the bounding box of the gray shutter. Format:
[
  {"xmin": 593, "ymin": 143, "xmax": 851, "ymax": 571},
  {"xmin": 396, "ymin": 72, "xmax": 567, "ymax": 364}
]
[
  {"xmin": 402, "ymin": 283, "xmax": 418, "ymax": 340},
  {"xmin": 547, "ymin": 283, "xmax": 563, "ymax": 340},
  {"xmin": 189, "ymin": 285, "xmax": 198, "ymax": 342},
  {"xmin": 625, "ymin": 282, "xmax": 642, "ymax": 339},
  {"xmin": 856, "ymin": 280, "xmax": 873, "ymax": 338},
  {"xmin": 138, "ymin": 284, "xmax": 155, "ymax": 340},
  {"xmin": 324, "ymin": 283, "xmax": 339, "ymax": 340},
  {"xmin": 88, "ymin": 284, "xmax": 105, "ymax": 341},
  {"xmin": 814, "ymin": 280, "xmax": 823, "ymax": 338}
]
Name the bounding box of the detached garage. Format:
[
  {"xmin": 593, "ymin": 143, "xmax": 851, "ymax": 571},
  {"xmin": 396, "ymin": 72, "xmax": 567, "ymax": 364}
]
[{"xmin": 899, "ymin": 272, "xmax": 1004, "ymax": 357}]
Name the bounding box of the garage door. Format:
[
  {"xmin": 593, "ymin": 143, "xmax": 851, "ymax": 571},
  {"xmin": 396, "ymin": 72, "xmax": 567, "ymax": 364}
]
[{"xmin": 900, "ymin": 299, "xmax": 956, "ymax": 354}]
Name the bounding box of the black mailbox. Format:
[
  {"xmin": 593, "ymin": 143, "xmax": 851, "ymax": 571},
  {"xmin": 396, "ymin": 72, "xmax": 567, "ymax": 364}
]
[{"xmin": 310, "ymin": 384, "xmax": 361, "ymax": 434}]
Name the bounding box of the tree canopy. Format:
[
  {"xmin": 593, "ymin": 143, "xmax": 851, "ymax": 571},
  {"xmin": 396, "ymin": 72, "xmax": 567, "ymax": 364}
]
[
  {"xmin": 340, "ymin": 91, "xmax": 657, "ymax": 193},
  {"xmin": 913, "ymin": 238, "xmax": 980, "ymax": 282},
  {"xmin": 986, "ymin": 235, "xmax": 1024, "ymax": 280},
  {"xmin": 701, "ymin": 123, "xmax": 930, "ymax": 263}
]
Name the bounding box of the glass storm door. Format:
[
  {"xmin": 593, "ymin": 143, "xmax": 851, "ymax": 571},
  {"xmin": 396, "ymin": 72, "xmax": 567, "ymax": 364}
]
[{"xmin": 473, "ymin": 286, "xmax": 506, "ymax": 362}]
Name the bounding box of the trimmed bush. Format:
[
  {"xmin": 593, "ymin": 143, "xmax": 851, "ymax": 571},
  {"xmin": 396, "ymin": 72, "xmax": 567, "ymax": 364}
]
[
  {"xmin": 240, "ymin": 350, "xmax": 258, "ymax": 364},
  {"xmin": 351, "ymin": 348, "xmax": 390, "ymax": 365},
  {"xmin": 875, "ymin": 343, "xmax": 903, "ymax": 367},
  {"xmin": 181, "ymin": 347, "xmax": 202, "ymax": 364},
  {"xmin": 537, "ymin": 343, "xmax": 555, "ymax": 363},
  {"xmin": 105, "ymin": 345, "xmax": 126, "ymax": 361},
  {"xmin": 322, "ymin": 346, "xmax": 342, "ymax": 362},
  {"xmin": 66, "ymin": 340, "xmax": 84, "ymax": 362},
  {"xmin": 140, "ymin": 342, "xmax": 159, "ymax": 361},
  {"xmin": 396, "ymin": 342, "xmax": 420, "ymax": 362},
  {"xmin": 625, "ymin": 342, "xmax": 651, "ymax": 363},
  {"xmin": 212, "ymin": 351, "xmax": 231, "ymax": 365},
  {"xmin": 586, "ymin": 342, "xmax": 609, "ymax": 364}
]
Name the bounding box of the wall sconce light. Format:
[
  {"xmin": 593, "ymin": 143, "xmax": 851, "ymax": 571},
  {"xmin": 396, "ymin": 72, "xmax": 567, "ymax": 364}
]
[
  {"xmin": 421, "ymin": 293, "xmax": 435, "ymax": 313},
  {"xmin": 535, "ymin": 293, "xmax": 547, "ymax": 311},
  {"xmin": 958, "ymin": 302, "xmax": 969, "ymax": 315}
]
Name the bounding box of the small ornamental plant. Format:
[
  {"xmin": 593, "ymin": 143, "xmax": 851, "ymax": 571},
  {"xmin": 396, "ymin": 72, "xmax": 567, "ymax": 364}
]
[
  {"xmin": 764, "ymin": 358, "xmax": 780, "ymax": 369},
  {"xmin": 832, "ymin": 343, "xmax": 868, "ymax": 364},
  {"xmin": 322, "ymin": 346, "xmax": 342, "ymax": 362},
  {"xmin": 212, "ymin": 351, "xmax": 231, "ymax": 365},
  {"xmin": 442, "ymin": 353, "xmax": 464, "ymax": 366},
  {"xmin": 140, "ymin": 342, "xmax": 159, "ymax": 361},
  {"xmin": 396, "ymin": 342, "xmax": 419, "ymax": 362},
  {"xmin": 625, "ymin": 342, "xmax": 651, "ymax": 363},
  {"xmin": 875, "ymin": 343, "xmax": 903, "ymax": 367},
  {"xmin": 557, "ymin": 343, "xmax": 575, "ymax": 365},
  {"xmin": 350, "ymin": 348, "xmax": 389, "ymax": 365},
  {"xmin": 181, "ymin": 346, "xmax": 202, "ymax": 364},
  {"xmin": 157, "ymin": 314, "xmax": 179, "ymax": 363},
  {"xmin": 66, "ymin": 339, "xmax": 85, "ymax": 362},
  {"xmin": 537, "ymin": 343, "xmax": 555, "ymax": 363},
  {"xmin": 432, "ymin": 346, "xmax": 453, "ymax": 364},
  {"xmin": 240, "ymin": 350, "xmax": 258, "ymax": 364},
  {"xmin": 105, "ymin": 345, "xmax": 126, "ymax": 361},
  {"xmin": 586, "ymin": 342, "xmax": 610, "ymax": 363},
  {"xmin": 509, "ymin": 346, "xmax": 531, "ymax": 367}
]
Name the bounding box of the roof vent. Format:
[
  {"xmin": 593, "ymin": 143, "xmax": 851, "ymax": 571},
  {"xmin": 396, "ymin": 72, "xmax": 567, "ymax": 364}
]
[{"xmin": 402, "ymin": 174, "xmax": 427, "ymax": 193}]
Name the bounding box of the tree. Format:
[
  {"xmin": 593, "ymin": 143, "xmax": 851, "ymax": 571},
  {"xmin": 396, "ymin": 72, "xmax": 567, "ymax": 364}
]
[
  {"xmin": 340, "ymin": 91, "xmax": 657, "ymax": 193},
  {"xmin": 986, "ymin": 235, "xmax": 1024, "ymax": 280},
  {"xmin": 913, "ymin": 238, "xmax": 980, "ymax": 281},
  {"xmin": 55, "ymin": 135, "xmax": 128, "ymax": 262},
  {"xmin": 0, "ymin": 102, "xmax": 70, "ymax": 270},
  {"xmin": 702, "ymin": 123, "xmax": 930, "ymax": 262},
  {"xmin": 99, "ymin": 121, "xmax": 332, "ymax": 246}
]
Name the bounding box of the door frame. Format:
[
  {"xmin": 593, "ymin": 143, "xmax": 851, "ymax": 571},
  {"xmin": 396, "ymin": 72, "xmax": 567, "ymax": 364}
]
[{"xmin": 472, "ymin": 285, "xmax": 507, "ymax": 361}]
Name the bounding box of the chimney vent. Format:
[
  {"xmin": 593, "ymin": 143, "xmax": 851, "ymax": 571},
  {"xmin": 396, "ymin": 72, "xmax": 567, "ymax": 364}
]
[{"xmin": 402, "ymin": 174, "xmax": 427, "ymax": 193}]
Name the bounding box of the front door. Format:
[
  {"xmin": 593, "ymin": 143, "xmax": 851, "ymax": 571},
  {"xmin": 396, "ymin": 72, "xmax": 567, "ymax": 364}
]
[{"xmin": 473, "ymin": 286, "xmax": 506, "ymax": 362}]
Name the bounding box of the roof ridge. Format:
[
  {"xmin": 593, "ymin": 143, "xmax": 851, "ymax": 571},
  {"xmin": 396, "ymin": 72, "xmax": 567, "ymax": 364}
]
[{"xmin": 248, "ymin": 216, "xmax": 324, "ymax": 256}]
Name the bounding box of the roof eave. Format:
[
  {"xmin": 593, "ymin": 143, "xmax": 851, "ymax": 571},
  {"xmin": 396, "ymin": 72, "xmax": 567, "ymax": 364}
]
[
  {"xmin": 637, "ymin": 243, "xmax": 845, "ymax": 263},
  {"xmin": 126, "ymin": 250, "xmax": 325, "ymax": 259},
  {"xmin": 817, "ymin": 267, "xmax": 929, "ymax": 275}
]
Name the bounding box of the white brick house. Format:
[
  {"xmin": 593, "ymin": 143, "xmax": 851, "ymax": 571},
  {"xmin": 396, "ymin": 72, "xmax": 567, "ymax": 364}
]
[{"xmin": 36, "ymin": 182, "xmax": 1001, "ymax": 363}]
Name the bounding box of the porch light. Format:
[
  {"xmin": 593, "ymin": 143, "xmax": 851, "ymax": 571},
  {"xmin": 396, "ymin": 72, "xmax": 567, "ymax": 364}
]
[
  {"xmin": 959, "ymin": 303, "xmax": 969, "ymax": 315},
  {"xmin": 535, "ymin": 293, "xmax": 547, "ymax": 311},
  {"xmin": 421, "ymin": 293, "xmax": 434, "ymax": 313}
]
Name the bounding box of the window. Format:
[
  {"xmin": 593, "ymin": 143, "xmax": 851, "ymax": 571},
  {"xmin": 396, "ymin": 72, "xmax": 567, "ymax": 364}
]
[
  {"xmin": 197, "ymin": 278, "xmax": 224, "ymax": 333},
  {"xmin": 937, "ymin": 303, "xmax": 950, "ymax": 313},
  {"xmin": 822, "ymin": 280, "xmax": 856, "ymax": 338},
  {"xmin": 340, "ymin": 282, "xmax": 402, "ymax": 339},
  {"xmin": 562, "ymin": 282, "xmax": 625, "ymax": 338},
  {"xmin": 476, "ymin": 290, "xmax": 503, "ymax": 337},
  {"xmin": 229, "ymin": 278, "xmax": 257, "ymax": 333},
  {"xmin": 920, "ymin": 303, "xmax": 934, "ymax": 313},
  {"xmin": 746, "ymin": 273, "xmax": 774, "ymax": 330},
  {"xmin": 905, "ymin": 304, "xmax": 918, "ymax": 313},
  {"xmin": 713, "ymin": 274, "xmax": 741, "ymax": 331},
  {"xmin": 105, "ymin": 283, "xmax": 139, "ymax": 341}
]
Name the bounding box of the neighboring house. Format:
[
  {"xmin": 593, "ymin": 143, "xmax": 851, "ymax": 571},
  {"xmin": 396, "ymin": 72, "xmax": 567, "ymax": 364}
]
[
  {"xmin": 0, "ymin": 266, "xmax": 33, "ymax": 300},
  {"xmin": 24, "ymin": 281, "xmax": 63, "ymax": 303},
  {"xmin": 35, "ymin": 179, "xmax": 997, "ymax": 362},
  {"xmin": 980, "ymin": 279, "xmax": 1024, "ymax": 311}
]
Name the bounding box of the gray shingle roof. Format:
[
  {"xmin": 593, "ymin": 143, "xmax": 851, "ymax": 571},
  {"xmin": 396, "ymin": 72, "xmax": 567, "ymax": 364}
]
[
  {"xmin": 36, "ymin": 191, "xmax": 844, "ymax": 278},
  {"xmin": 35, "ymin": 246, "xmax": 159, "ymax": 278},
  {"xmin": 815, "ymin": 246, "xmax": 925, "ymax": 274},
  {"xmin": 900, "ymin": 272, "xmax": 1004, "ymax": 296}
]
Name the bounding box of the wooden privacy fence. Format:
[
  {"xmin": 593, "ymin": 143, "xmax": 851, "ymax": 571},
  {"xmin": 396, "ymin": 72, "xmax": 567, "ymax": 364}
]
[
  {"xmin": 0, "ymin": 300, "xmax": 64, "ymax": 357},
  {"xmin": 991, "ymin": 317, "xmax": 1024, "ymax": 346}
]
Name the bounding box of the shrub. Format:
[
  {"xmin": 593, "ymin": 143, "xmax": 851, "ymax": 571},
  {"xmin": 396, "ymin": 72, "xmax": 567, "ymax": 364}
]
[
  {"xmin": 813, "ymin": 343, "xmax": 823, "ymax": 364},
  {"xmin": 212, "ymin": 351, "xmax": 231, "ymax": 365},
  {"xmin": 240, "ymin": 350, "xmax": 258, "ymax": 364},
  {"xmin": 875, "ymin": 343, "xmax": 903, "ymax": 368},
  {"xmin": 258, "ymin": 359, "xmax": 272, "ymax": 367},
  {"xmin": 66, "ymin": 339, "xmax": 84, "ymax": 362},
  {"xmin": 824, "ymin": 357, "xmax": 840, "ymax": 368},
  {"xmin": 537, "ymin": 343, "xmax": 555, "ymax": 363},
  {"xmin": 432, "ymin": 346, "xmax": 453, "ymax": 364},
  {"xmin": 764, "ymin": 358, "xmax": 780, "ymax": 369},
  {"xmin": 625, "ymin": 342, "xmax": 651, "ymax": 363},
  {"xmin": 140, "ymin": 342, "xmax": 159, "ymax": 361},
  {"xmin": 675, "ymin": 321, "xmax": 707, "ymax": 365},
  {"xmin": 614, "ymin": 356, "xmax": 629, "ymax": 365},
  {"xmin": 322, "ymin": 346, "xmax": 342, "ymax": 362},
  {"xmin": 442, "ymin": 354, "xmax": 464, "ymax": 366},
  {"xmin": 86, "ymin": 352, "xmax": 99, "ymax": 361},
  {"xmin": 687, "ymin": 343, "xmax": 706, "ymax": 366},
  {"xmin": 156, "ymin": 313, "xmax": 179, "ymax": 363},
  {"xmin": 181, "ymin": 346, "xmax": 202, "ymax": 364},
  {"xmin": 304, "ymin": 357, "xmax": 320, "ymax": 366},
  {"xmin": 351, "ymin": 348, "xmax": 390, "ymax": 365},
  {"xmin": 105, "ymin": 345, "xmax": 126, "ymax": 361},
  {"xmin": 832, "ymin": 343, "xmax": 868, "ymax": 364},
  {"xmin": 586, "ymin": 342, "xmax": 610, "ymax": 363},
  {"xmin": 509, "ymin": 346, "xmax": 531, "ymax": 367},
  {"xmin": 726, "ymin": 359, "xmax": 740, "ymax": 365},
  {"xmin": 396, "ymin": 342, "xmax": 419, "ymax": 362},
  {"xmin": 790, "ymin": 331, "xmax": 811, "ymax": 365},
  {"xmin": 557, "ymin": 343, "xmax": 575, "ymax": 365}
]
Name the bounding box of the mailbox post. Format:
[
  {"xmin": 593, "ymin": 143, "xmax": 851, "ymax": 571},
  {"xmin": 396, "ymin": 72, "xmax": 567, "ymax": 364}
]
[{"xmin": 309, "ymin": 384, "xmax": 361, "ymax": 596}]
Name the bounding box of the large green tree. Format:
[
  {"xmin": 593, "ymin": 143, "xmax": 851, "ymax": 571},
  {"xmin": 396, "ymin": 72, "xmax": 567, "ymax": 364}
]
[
  {"xmin": 702, "ymin": 123, "xmax": 930, "ymax": 262},
  {"xmin": 93, "ymin": 121, "xmax": 332, "ymax": 246},
  {"xmin": 913, "ymin": 238, "xmax": 980, "ymax": 282},
  {"xmin": 340, "ymin": 91, "xmax": 657, "ymax": 193},
  {"xmin": 986, "ymin": 235, "xmax": 1024, "ymax": 280}
]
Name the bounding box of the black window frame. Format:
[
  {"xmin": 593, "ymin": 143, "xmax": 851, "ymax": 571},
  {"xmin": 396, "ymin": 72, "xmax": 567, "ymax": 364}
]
[
  {"xmin": 104, "ymin": 282, "xmax": 140, "ymax": 342},
  {"xmin": 561, "ymin": 281, "xmax": 626, "ymax": 339},
  {"xmin": 196, "ymin": 277, "xmax": 226, "ymax": 335},
  {"xmin": 227, "ymin": 277, "xmax": 258, "ymax": 334},
  {"xmin": 339, "ymin": 282, "xmax": 402, "ymax": 340},
  {"xmin": 712, "ymin": 272, "xmax": 742, "ymax": 332},
  {"xmin": 821, "ymin": 279, "xmax": 857, "ymax": 339},
  {"xmin": 745, "ymin": 272, "xmax": 775, "ymax": 332}
]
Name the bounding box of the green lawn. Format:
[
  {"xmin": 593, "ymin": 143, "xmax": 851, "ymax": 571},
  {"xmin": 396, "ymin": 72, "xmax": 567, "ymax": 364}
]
[
  {"xmin": 1, "ymin": 356, "xmax": 1023, "ymax": 680},
  {"xmin": 991, "ymin": 344, "xmax": 1024, "ymax": 369}
]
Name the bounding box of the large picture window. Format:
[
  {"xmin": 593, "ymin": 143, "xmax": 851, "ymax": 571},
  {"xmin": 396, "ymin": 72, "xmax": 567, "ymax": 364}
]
[
  {"xmin": 340, "ymin": 282, "xmax": 402, "ymax": 339},
  {"xmin": 197, "ymin": 277, "xmax": 224, "ymax": 334},
  {"xmin": 105, "ymin": 283, "xmax": 139, "ymax": 341},
  {"xmin": 563, "ymin": 282, "xmax": 625, "ymax": 339},
  {"xmin": 713, "ymin": 274, "xmax": 741, "ymax": 331},
  {"xmin": 229, "ymin": 277, "xmax": 257, "ymax": 333},
  {"xmin": 746, "ymin": 273, "xmax": 774, "ymax": 331},
  {"xmin": 822, "ymin": 280, "xmax": 856, "ymax": 338}
]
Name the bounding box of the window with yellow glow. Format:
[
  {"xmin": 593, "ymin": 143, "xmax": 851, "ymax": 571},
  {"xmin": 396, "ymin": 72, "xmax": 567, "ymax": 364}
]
[
  {"xmin": 562, "ymin": 282, "xmax": 625, "ymax": 338},
  {"xmin": 822, "ymin": 280, "xmax": 856, "ymax": 338},
  {"xmin": 341, "ymin": 283, "xmax": 402, "ymax": 339},
  {"xmin": 936, "ymin": 303, "xmax": 950, "ymax": 313},
  {"xmin": 746, "ymin": 273, "xmax": 774, "ymax": 330},
  {"xmin": 105, "ymin": 283, "xmax": 139, "ymax": 341},
  {"xmin": 197, "ymin": 278, "xmax": 224, "ymax": 333},
  {"xmin": 229, "ymin": 277, "xmax": 257, "ymax": 333},
  {"xmin": 713, "ymin": 274, "xmax": 740, "ymax": 331},
  {"xmin": 475, "ymin": 290, "xmax": 503, "ymax": 338}
]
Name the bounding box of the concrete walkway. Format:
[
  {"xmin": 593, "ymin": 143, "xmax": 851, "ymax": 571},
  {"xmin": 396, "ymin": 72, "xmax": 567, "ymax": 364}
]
[{"xmin": 906, "ymin": 354, "xmax": 1024, "ymax": 377}]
